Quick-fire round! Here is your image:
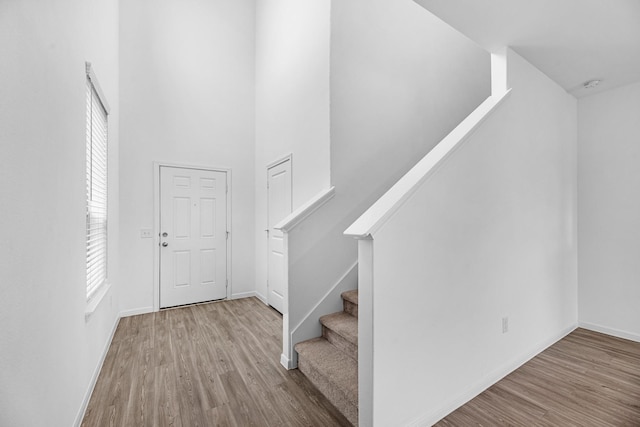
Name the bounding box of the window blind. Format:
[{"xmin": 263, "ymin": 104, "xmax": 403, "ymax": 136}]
[{"xmin": 86, "ymin": 69, "xmax": 109, "ymax": 299}]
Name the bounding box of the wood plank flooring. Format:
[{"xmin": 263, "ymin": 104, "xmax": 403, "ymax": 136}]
[
  {"xmin": 84, "ymin": 300, "xmax": 639, "ymax": 427},
  {"xmin": 82, "ymin": 297, "xmax": 351, "ymax": 427},
  {"xmin": 436, "ymin": 328, "xmax": 640, "ymax": 426}
]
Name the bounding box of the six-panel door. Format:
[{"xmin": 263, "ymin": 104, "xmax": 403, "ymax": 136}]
[{"xmin": 160, "ymin": 166, "xmax": 227, "ymax": 308}]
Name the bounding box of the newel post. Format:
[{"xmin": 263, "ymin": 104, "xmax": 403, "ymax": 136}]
[{"xmin": 357, "ymin": 235, "xmax": 374, "ymax": 427}]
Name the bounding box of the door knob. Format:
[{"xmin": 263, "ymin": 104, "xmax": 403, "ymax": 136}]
[
  {"xmin": 162, "ymin": 242, "xmax": 168, "ymax": 247},
  {"xmin": 162, "ymin": 232, "xmax": 168, "ymax": 237}
]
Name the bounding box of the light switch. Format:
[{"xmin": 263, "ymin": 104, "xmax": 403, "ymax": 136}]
[{"xmin": 140, "ymin": 229, "xmax": 153, "ymax": 238}]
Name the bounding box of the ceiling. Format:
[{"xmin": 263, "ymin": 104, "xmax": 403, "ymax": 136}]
[{"xmin": 414, "ymin": 0, "xmax": 640, "ymax": 98}]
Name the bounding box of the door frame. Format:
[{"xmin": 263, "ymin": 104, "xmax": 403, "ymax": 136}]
[
  {"xmin": 153, "ymin": 161, "xmax": 232, "ymax": 312},
  {"xmin": 266, "ymin": 154, "xmax": 292, "ymax": 311}
]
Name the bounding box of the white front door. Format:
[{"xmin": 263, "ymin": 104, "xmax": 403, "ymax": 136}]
[
  {"xmin": 267, "ymin": 158, "xmax": 292, "ymax": 313},
  {"xmin": 160, "ymin": 166, "xmax": 228, "ymax": 308}
]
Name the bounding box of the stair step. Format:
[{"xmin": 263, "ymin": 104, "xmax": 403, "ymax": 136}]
[
  {"xmin": 320, "ymin": 312, "xmax": 358, "ymax": 361},
  {"xmin": 341, "ymin": 290, "xmax": 358, "ymax": 318},
  {"xmin": 295, "ymin": 337, "xmax": 358, "ymax": 426},
  {"xmin": 341, "ymin": 290, "xmax": 358, "ymax": 305}
]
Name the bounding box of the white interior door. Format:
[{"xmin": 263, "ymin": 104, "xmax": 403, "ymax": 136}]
[
  {"xmin": 160, "ymin": 166, "xmax": 227, "ymax": 308},
  {"xmin": 267, "ymin": 158, "xmax": 292, "ymax": 313}
]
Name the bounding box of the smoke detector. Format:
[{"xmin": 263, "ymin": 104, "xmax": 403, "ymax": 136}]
[{"xmin": 583, "ymin": 79, "xmax": 601, "ymax": 89}]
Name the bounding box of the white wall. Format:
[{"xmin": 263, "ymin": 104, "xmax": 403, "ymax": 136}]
[
  {"xmin": 254, "ymin": 0, "xmax": 331, "ymax": 302},
  {"xmin": 578, "ymin": 81, "xmax": 640, "ymax": 341},
  {"xmin": 119, "ymin": 0, "xmax": 256, "ymax": 311},
  {"xmin": 328, "ymin": 0, "xmax": 490, "ymax": 283},
  {"xmin": 0, "ymin": 1, "xmax": 121, "ymax": 425},
  {"xmin": 368, "ymin": 49, "xmax": 578, "ymax": 426},
  {"xmin": 282, "ymin": 0, "xmax": 491, "ymax": 364}
]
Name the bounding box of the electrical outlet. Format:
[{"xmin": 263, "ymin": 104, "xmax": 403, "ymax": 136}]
[
  {"xmin": 140, "ymin": 229, "xmax": 153, "ymax": 238},
  {"xmin": 502, "ymin": 316, "xmax": 509, "ymax": 334}
]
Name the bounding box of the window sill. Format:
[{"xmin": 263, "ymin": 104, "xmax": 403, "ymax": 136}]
[{"xmin": 85, "ymin": 282, "xmax": 111, "ymax": 322}]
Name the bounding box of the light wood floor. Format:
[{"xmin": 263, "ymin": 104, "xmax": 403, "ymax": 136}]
[
  {"xmin": 84, "ymin": 299, "xmax": 640, "ymax": 427},
  {"xmin": 436, "ymin": 328, "xmax": 640, "ymax": 426},
  {"xmin": 82, "ymin": 297, "xmax": 351, "ymax": 427}
]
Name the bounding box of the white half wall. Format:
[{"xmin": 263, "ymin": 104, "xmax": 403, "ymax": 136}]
[
  {"xmin": 0, "ymin": 1, "xmax": 121, "ymax": 425},
  {"xmin": 254, "ymin": 0, "xmax": 331, "ymax": 302},
  {"xmin": 578, "ymin": 81, "xmax": 640, "ymax": 341},
  {"xmin": 119, "ymin": 0, "xmax": 256, "ymax": 311},
  {"xmin": 368, "ymin": 49, "xmax": 578, "ymax": 426}
]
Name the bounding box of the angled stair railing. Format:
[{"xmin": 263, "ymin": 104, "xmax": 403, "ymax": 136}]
[
  {"xmin": 345, "ymin": 49, "xmax": 510, "ymax": 239},
  {"xmin": 275, "ymin": 185, "xmax": 360, "ymax": 424},
  {"xmin": 343, "ymin": 90, "xmax": 511, "ymax": 240},
  {"xmin": 273, "ymin": 186, "xmax": 336, "ymax": 369},
  {"xmin": 287, "ymin": 52, "xmax": 511, "ymax": 425},
  {"xmin": 340, "ymin": 46, "xmax": 579, "ymax": 426},
  {"xmin": 274, "ymin": 186, "xmax": 359, "ymax": 371},
  {"xmin": 344, "ymin": 51, "xmax": 512, "ymax": 426}
]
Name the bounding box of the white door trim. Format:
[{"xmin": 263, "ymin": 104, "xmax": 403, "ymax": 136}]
[
  {"xmin": 267, "ymin": 153, "xmax": 293, "ymax": 171},
  {"xmin": 153, "ymin": 161, "xmax": 232, "ymax": 312}
]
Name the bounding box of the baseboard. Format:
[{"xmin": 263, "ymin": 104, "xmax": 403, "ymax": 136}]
[
  {"xmin": 254, "ymin": 291, "xmax": 268, "ymax": 305},
  {"xmin": 120, "ymin": 306, "xmax": 154, "ymax": 317},
  {"xmin": 280, "ymin": 353, "xmax": 295, "ymax": 370},
  {"xmin": 73, "ymin": 313, "xmax": 121, "ymax": 427},
  {"xmin": 579, "ymin": 321, "xmax": 640, "ymax": 343},
  {"xmin": 406, "ymin": 323, "xmax": 577, "ymax": 427},
  {"xmin": 231, "ymin": 291, "xmax": 266, "ymax": 303}
]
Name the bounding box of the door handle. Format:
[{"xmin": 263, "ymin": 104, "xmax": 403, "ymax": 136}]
[
  {"xmin": 162, "ymin": 232, "xmax": 168, "ymax": 237},
  {"xmin": 162, "ymin": 242, "xmax": 168, "ymax": 247}
]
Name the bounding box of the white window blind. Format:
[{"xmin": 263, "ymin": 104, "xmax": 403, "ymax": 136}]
[{"xmin": 86, "ymin": 63, "xmax": 109, "ymax": 299}]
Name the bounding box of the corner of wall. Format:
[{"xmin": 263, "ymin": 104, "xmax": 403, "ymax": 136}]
[{"xmin": 74, "ymin": 313, "xmax": 121, "ymax": 427}]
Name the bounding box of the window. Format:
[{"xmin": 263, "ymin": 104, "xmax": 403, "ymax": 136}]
[{"xmin": 85, "ymin": 63, "xmax": 110, "ymax": 299}]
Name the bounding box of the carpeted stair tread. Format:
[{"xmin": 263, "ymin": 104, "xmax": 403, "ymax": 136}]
[
  {"xmin": 341, "ymin": 290, "xmax": 359, "ymax": 318},
  {"xmin": 294, "ymin": 290, "xmax": 359, "ymax": 425},
  {"xmin": 341, "ymin": 290, "xmax": 358, "ymax": 306},
  {"xmin": 295, "ymin": 337, "xmax": 358, "ymax": 406},
  {"xmin": 320, "ymin": 312, "xmax": 358, "ymax": 346}
]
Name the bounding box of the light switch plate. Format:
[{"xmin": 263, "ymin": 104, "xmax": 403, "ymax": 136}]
[{"xmin": 140, "ymin": 229, "xmax": 153, "ymax": 238}]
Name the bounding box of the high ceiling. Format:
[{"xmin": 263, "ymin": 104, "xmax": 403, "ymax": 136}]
[{"xmin": 414, "ymin": 0, "xmax": 640, "ymax": 98}]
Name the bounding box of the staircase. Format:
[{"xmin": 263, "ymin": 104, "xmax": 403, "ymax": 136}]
[{"xmin": 295, "ymin": 290, "xmax": 359, "ymax": 426}]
